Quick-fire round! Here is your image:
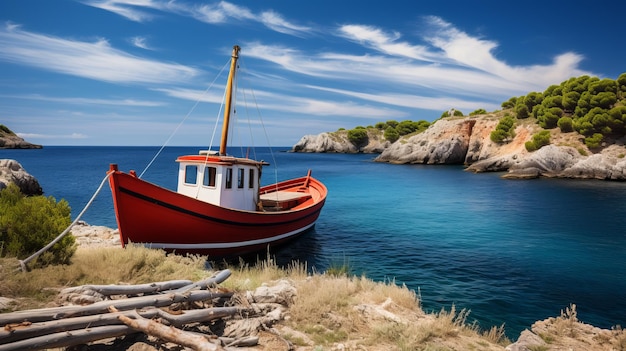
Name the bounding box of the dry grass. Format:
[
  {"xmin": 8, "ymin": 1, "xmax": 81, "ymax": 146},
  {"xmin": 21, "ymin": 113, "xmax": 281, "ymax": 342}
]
[
  {"xmin": 282, "ymin": 273, "xmax": 507, "ymax": 350},
  {"xmin": 0, "ymin": 244, "xmax": 207, "ymax": 310}
]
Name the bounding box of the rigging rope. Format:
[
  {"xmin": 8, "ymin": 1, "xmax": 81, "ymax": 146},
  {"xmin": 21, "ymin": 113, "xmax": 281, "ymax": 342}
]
[
  {"xmin": 17, "ymin": 172, "xmax": 113, "ymax": 272},
  {"xmin": 139, "ymin": 58, "xmax": 231, "ymax": 179},
  {"xmin": 236, "ymin": 58, "xmax": 280, "ymax": 188}
]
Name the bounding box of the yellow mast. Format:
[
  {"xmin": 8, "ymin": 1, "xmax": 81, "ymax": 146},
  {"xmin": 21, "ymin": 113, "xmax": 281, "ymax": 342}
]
[{"xmin": 219, "ymin": 45, "xmax": 240, "ymax": 156}]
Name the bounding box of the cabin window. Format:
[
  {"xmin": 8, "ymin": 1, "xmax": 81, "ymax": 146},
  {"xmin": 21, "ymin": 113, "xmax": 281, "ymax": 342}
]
[
  {"xmin": 248, "ymin": 169, "xmax": 255, "ymax": 188},
  {"xmin": 225, "ymin": 168, "xmax": 233, "ymax": 189},
  {"xmin": 203, "ymin": 166, "xmax": 216, "ymax": 187},
  {"xmin": 237, "ymin": 168, "xmax": 245, "ymax": 188},
  {"xmin": 184, "ymin": 165, "xmax": 198, "ymax": 184}
]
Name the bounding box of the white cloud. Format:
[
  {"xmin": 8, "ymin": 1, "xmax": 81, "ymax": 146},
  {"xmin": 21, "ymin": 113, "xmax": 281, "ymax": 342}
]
[
  {"xmin": 17, "ymin": 132, "xmax": 88, "ymax": 139},
  {"xmin": 82, "ymin": 0, "xmax": 312, "ymax": 36},
  {"xmin": 0, "ymin": 24, "xmax": 198, "ymax": 84},
  {"xmin": 1, "ymin": 93, "xmax": 166, "ymax": 107},
  {"xmin": 130, "ymin": 36, "xmax": 153, "ymax": 50},
  {"xmin": 80, "ymin": 0, "xmax": 159, "ymax": 22},
  {"xmin": 337, "ymin": 24, "xmax": 436, "ymax": 62}
]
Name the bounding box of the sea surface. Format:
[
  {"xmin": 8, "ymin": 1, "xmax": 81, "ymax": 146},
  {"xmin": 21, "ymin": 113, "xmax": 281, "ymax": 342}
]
[{"xmin": 3, "ymin": 146, "xmax": 626, "ymax": 338}]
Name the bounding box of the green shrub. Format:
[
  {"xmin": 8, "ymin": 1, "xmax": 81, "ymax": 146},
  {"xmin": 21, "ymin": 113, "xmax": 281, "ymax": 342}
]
[
  {"xmin": 385, "ymin": 120, "xmax": 399, "ymax": 129},
  {"xmin": 347, "ymin": 128, "xmax": 369, "ymax": 146},
  {"xmin": 584, "ymin": 133, "xmax": 604, "ymax": 149},
  {"xmin": 557, "ymin": 116, "xmax": 574, "ymax": 132},
  {"xmin": 441, "ymin": 109, "xmax": 464, "ymax": 117},
  {"xmin": 0, "ymin": 184, "xmax": 76, "ymax": 267},
  {"xmin": 469, "ymin": 108, "xmax": 487, "ymax": 116},
  {"xmin": 501, "ymin": 97, "xmax": 517, "ymax": 109},
  {"xmin": 384, "ymin": 126, "xmax": 400, "ymax": 143},
  {"xmin": 490, "ymin": 115, "xmax": 516, "ymax": 143},
  {"xmin": 0, "ymin": 124, "xmax": 14, "ymax": 135},
  {"xmin": 525, "ymin": 130, "xmax": 551, "ymax": 152},
  {"xmin": 515, "ymin": 104, "xmax": 530, "ymax": 119}
]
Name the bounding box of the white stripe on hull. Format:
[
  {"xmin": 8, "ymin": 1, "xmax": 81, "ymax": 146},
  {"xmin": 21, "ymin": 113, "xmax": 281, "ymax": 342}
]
[{"xmin": 140, "ymin": 222, "xmax": 315, "ymax": 250}]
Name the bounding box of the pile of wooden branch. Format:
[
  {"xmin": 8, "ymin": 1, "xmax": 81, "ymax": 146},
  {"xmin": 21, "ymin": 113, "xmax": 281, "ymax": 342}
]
[{"xmin": 0, "ymin": 269, "xmax": 290, "ymax": 351}]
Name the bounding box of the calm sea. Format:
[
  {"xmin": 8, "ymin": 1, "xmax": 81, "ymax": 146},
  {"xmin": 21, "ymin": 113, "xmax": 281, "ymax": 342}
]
[{"xmin": 3, "ymin": 146, "xmax": 626, "ymax": 338}]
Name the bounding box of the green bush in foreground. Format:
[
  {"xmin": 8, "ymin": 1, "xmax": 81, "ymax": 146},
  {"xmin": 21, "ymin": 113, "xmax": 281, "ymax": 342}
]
[{"xmin": 0, "ymin": 184, "xmax": 76, "ymax": 267}]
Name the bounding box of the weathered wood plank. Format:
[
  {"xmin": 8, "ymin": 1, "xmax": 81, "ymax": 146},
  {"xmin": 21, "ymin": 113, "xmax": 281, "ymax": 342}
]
[
  {"xmin": 174, "ymin": 269, "xmax": 232, "ymax": 293},
  {"xmin": 118, "ymin": 311, "xmax": 222, "ymax": 351},
  {"xmin": 60, "ymin": 279, "xmax": 194, "ymax": 296},
  {"xmin": 0, "ymin": 290, "xmax": 232, "ymax": 325},
  {"xmin": 0, "ymin": 325, "xmax": 132, "ymax": 351}
]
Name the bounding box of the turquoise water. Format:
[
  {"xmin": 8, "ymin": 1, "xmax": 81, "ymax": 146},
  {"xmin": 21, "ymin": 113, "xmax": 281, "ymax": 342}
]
[{"xmin": 3, "ymin": 146, "xmax": 626, "ymax": 338}]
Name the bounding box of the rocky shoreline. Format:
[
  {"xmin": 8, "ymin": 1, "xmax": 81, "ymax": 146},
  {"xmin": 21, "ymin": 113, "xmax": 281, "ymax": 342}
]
[{"xmin": 292, "ymin": 115, "xmax": 626, "ymax": 181}]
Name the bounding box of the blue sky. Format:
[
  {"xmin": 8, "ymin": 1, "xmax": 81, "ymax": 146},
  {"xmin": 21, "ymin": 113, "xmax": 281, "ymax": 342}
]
[{"xmin": 1, "ymin": 0, "xmax": 623, "ymax": 146}]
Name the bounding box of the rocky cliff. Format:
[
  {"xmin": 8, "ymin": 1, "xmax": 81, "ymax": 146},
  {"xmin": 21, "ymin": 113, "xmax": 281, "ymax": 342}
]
[
  {"xmin": 0, "ymin": 159, "xmax": 43, "ymax": 195},
  {"xmin": 292, "ymin": 115, "xmax": 626, "ymax": 180},
  {"xmin": 0, "ymin": 125, "xmax": 42, "ymax": 149}
]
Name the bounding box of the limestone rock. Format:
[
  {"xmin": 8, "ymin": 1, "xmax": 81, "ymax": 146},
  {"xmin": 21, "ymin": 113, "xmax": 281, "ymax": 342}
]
[
  {"xmin": 292, "ymin": 133, "xmax": 359, "ymax": 153},
  {"xmin": 502, "ymin": 145, "xmax": 581, "ymax": 179},
  {"xmin": 0, "ymin": 159, "xmax": 43, "ymax": 195},
  {"xmin": 292, "ymin": 131, "xmax": 390, "ymax": 153},
  {"xmin": 250, "ymin": 280, "xmax": 296, "ymax": 306},
  {"xmin": 505, "ymin": 329, "xmax": 546, "ymax": 351},
  {"xmin": 375, "ymin": 118, "xmax": 484, "ymax": 164}
]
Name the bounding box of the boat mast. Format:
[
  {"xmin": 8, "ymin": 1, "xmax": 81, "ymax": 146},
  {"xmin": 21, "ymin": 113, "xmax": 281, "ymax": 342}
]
[{"xmin": 219, "ymin": 45, "xmax": 241, "ymax": 156}]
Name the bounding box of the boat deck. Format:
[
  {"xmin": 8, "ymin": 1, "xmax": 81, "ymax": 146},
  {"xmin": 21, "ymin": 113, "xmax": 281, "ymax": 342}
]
[{"xmin": 260, "ymin": 191, "xmax": 311, "ymax": 211}]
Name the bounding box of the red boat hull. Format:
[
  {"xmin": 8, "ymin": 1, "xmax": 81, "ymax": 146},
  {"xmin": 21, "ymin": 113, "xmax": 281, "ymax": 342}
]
[{"xmin": 107, "ymin": 168, "xmax": 327, "ymax": 257}]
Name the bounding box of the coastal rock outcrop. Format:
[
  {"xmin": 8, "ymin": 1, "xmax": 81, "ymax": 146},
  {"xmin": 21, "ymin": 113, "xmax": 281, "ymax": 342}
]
[
  {"xmin": 292, "ymin": 131, "xmax": 389, "ymax": 153},
  {"xmin": 292, "ymin": 133, "xmax": 359, "ymax": 153},
  {"xmin": 0, "ymin": 159, "xmax": 43, "ymax": 195},
  {"xmin": 0, "ymin": 125, "xmax": 42, "ymax": 149},
  {"xmin": 375, "ymin": 118, "xmax": 495, "ymax": 164}
]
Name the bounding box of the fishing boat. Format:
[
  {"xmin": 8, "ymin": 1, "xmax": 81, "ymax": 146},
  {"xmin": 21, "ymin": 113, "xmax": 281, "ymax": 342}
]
[{"xmin": 107, "ymin": 45, "xmax": 327, "ymax": 257}]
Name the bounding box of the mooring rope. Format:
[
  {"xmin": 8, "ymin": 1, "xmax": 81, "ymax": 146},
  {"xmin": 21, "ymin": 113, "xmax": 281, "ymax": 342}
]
[{"xmin": 17, "ymin": 172, "xmax": 113, "ymax": 272}]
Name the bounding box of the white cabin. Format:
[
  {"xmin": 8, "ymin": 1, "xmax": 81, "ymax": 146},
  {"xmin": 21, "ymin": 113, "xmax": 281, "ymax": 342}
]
[{"xmin": 175, "ymin": 151, "xmax": 266, "ymax": 211}]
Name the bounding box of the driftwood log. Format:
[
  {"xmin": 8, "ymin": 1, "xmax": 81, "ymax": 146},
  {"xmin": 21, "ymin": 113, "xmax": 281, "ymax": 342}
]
[
  {"xmin": 0, "ymin": 269, "xmax": 292, "ymax": 351},
  {"xmin": 117, "ymin": 309, "xmax": 222, "ymax": 351}
]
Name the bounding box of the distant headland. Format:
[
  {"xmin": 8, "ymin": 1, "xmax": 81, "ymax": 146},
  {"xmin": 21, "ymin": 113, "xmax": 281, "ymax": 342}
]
[
  {"xmin": 293, "ymin": 73, "xmax": 626, "ymax": 181},
  {"xmin": 0, "ymin": 124, "xmax": 42, "ymax": 149}
]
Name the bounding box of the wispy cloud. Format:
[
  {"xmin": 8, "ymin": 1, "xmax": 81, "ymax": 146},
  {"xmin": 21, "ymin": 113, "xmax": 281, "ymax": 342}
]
[
  {"xmin": 130, "ymin": 36, "xmax": 153, "ymax": 50},
  {"xmin": 307, "ymin": 85, "xmax": 499, "ymax": 112},
  {"xmin": 82, "ymin": 0, "xmax": 313, "ymax": 36},
  {"xmin": 1, "ymin": 93, "xmax": 166, "ymax": 107},
  {"xmin": 157, "ymin": 85, "xmax": 403, "ymax": 119},
  {"xmin": 17, "ymin": 132, "xmax": 88, "ymax": 139},
  {"xmin": 0, "ymin": 23, "xmax": 198, "ymax": 84},
  {"xmin": 80, "ymin": 0, "xmax": 164, "ymax": 22}
]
